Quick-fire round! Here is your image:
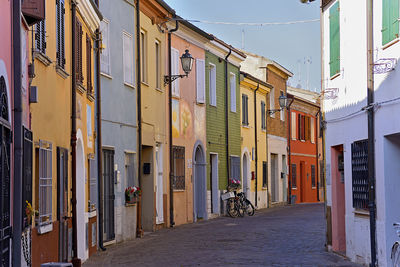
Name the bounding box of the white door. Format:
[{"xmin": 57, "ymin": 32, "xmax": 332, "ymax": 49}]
[
  {"xmin": 156, "ymin": 144, "xmax": 164, "ymax": 224},
  {"xmin": 210, "ymin": 154, "xmax": 219, "ymax": 214}
]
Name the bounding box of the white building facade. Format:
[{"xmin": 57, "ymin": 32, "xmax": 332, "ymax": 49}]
[{"xmin": 322, "ymin": 0, "xmax": 400, "ymax": 266}]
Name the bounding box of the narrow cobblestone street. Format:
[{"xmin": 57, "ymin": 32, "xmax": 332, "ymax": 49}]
[{"xmin": 84, "ymin": 203, "xmax": 360, "ymax": 267}]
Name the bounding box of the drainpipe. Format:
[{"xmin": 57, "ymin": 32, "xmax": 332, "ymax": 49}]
[
  {"xmin": 315, "ymin": 109, "xmax": 321, "ymax": 202},
  {"xmin": 168, "ymin": 19, "xmax": 179, "ymax": 227},
  {"xmin": 265, "ymin": 89, "xmax": 270, "ymax": 208},
  {"xmin": 95, "ymin": 28, "xmax": 106, "ymax": 251},
  {"xmin": 71, "ymin": 2, "xmax": 81, "ymax": 266},
  {"xmin": 367, "ymin": 0, "xmax": 377, "ymax": 265},
  {"xmin": 287, "ymin": 92, "xmax": 294, "ymax": 204},
  {"xmin": 135, "ymin": 0, "xmax": 144, "ymax": 237},
  {"xmin": 12, "ymin": 1, "xmax": 23, "ymax": 266},
  {"xmin": 253, "ymin": 84, "xmax": 259, "ymax": 207},
  {"xmin": 224, "ymin": 48, "xmax": 232, "ymax": 186}
]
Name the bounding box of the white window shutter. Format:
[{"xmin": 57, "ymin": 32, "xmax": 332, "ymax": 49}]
[
  {"xmin": 100, "ymin": 21, "xmax": 110, "ymax": 74},
  {"xmin": 230, "ymin": 73, "xmax": 236, "ymax": 112},
  {"xmin": 196, "ymin": 59, "xmax": 205, "ymax": 103},
  {"xmin": 209, "ymin": 64, "xmax": 216, "ymax": 106},
  {"xmin": 291, "ymin": 112, "xmax": 296, "ymax": 140},
  {"xmin": 172, "ymin": 47, "xmax": 180, "ymax": 97}
]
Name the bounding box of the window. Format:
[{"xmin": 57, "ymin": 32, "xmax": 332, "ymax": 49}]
[
  {"xmin": 311, "ymin": 165, "xmax": 316, "ymax": 188},
  {"xmin": 196, "ymin": 59, "xmax": 205, "ymax": 103},
  {"xmin": 230, "ymin": 73, "xmax": 236, "ymax": 112},
  {"xmin": 329, "ymin": 1, "xmax": 340, "ymax": 77},
  {"xmin": 56, "ymin": 0, "xmax": 65, "ymax": 68},
  {"xmin": 140, "ymin": 31, "xmax": 147, "ymax": 83},
  {"xmin": 209, "ymin": 63, "xmax": 216, "ymax": 106},
  {"xmin": 280, "ymin": 91, "xmax": 285, "ymax": 121},
  {"xmin": 123, "ymin": 32, "xmax": 134, "ymax": 86},
  {"xmin": 86, "ymin": 35, "xmax": 93, "ymax": 94},
  {"xmin": 311, "ymin": 117, "xmax": 315, "ymax": 143},
  {"xmin": 172, "ymin": 146, "xmax": 185, "ymax": 190},
  {"xmin": 351, "ymin": 140, "xmax": 369, "ymax": 209},
  {"xmin": 100, "ymin": 19, "xmax": 110, "ymax": 75},
  {"xmin": 291, "ymin": 112, "xmax": 296, "ymax": 140},
  {"xmin": 269, "ymin": 89, "xmax": 275, "ymax": 118},
  {"xmin": 305, "ymin": 116, "xmax": 311, "ymax": 141},
  {"xmin": 155, "ymin": 40, "xmax": 161, "ymax": 89},
  {"xmin": 35, "ymin": 19, "xmax": 46, "ymax": 54},
  {"xmin": 230, "ymin": 156, "xmax": 240, "ymax": 181},
  {"xmin": 88, "ymin": 158, "xmax": 96, "ymax": 211},
  {"xmin": 242, "ymin": 94, "xmax": 249, "ymax": 126},
  {"xmin": 382, "ymin": 0, "xmax": 399, "ymax": 45},
  {"xmin": 261, "ymin": 101, "xmax": 266, "ymax": 130},
  {"xmin": 171, "ymin": 47, "xmax": 180, "ymax": 97},
  {"xmin": 22, "ymin": 128, "xmax": 33, "ymax": 229},
  {"xmin": 298, "ymin": 114, "xmax": 303, "ymax": 140},
  {"xmin": 262, "ymin": 161, "xmax": 268, "ymax": 188},
  {"xmin": 75, "ymin": 19, "xmax": 83, "ymax": 85},
  {"xmin": 291, "ymin": 164, "xmax": 297, "ymax": 188},
  {"xmin": 38, "ymin": 140, "xmax": 53, "ymax": 226},
  {"xmin": 125, "ymin": 153, "xmax": 136, "ymax": 187}
]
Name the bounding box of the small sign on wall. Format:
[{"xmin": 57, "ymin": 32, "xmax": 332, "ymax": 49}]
[
  {"xmin": 188, "ymin": 159, "xmax": 192, "ymax": 169},
  {"xmin": 326, "ymin": 164, "xmax": 331, "ymax": 185}
]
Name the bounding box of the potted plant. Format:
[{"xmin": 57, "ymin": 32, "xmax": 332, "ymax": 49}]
[
  {"xmin": 228, "ymin": 178, "xmax": 241, "ymax": 191},
  {"xmin": 125, "ymin": 186, "xmax": 141, "ymax": 204}
]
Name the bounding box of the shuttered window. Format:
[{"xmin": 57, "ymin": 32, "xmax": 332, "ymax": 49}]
[
  {"xmin": 22, "ymin": 128, "xmax": 33, "ymax": 230},
  {"xmin": 196, "ymin": 59, "xmax": 205, "ymax": 103},
  {"xmin": 38, "ymin": 140, "xmax": 53, "ymax": 226},
  {"xmin": 280, "ymin": 91, "xmax": 285, "ymax": 121},
  {"xmin": 230, "ymin": 156, "xmax": 241, "ymax": 181},
  {"xmin": 261, "ymin": 101, "xmax": 266, "ymax": 130},
  {"xmin": 242, "ymin": 94, "xmax": 249, "ymax": 126},
  {"xmin": 311, "ymin": 117, "xmax": 315, "ymax": 143},
  {"xmin": 171, "ymin": 47, "xmax": 180, "ymax": 97},
  {"xmin": 352, "ymin": 140, "xmax": 369, "ymax": 209},
  {"xmin": 209, "ymin": 63, "xmax": 216, "ymax": 106},
  {"xmin": 172, "ymin": 146, "xmax": 185, "ymax": 190},
  {"xmin": 291, "ymin": 112, "xmax": 296, "ymax": 140},
  {"xmin": 86, "ymin": 35, "xmax": 93, "ymax": 94},
  {"xmin": 382, "ymin": 0, "xmax": 399, "ymax": 45},
  {"xmin": 329, "ymin": 1, "xmax": 340, "ymax": 77},
  {"xmin": 123, "ymin": 32, "xmax": 134, "ymax": 86},
  {"xmin": 125, "ymin": 153, "xmax": 136, "ymax": 187},
  {"xmin": 140, "ymin": 31, "xmax": 147, "ymax": 83},
  {"xmin": 56, "ymin": 0, "xmax": 65, "ymax": 68},
  {"xmin": 155, "ymin": 40, "xmax": 161, "ymax": 89},
  {"xmin": 100, "ymin": 20, "xmax": 111, "ymax": 75},
  {"xmin": 262, "ymin": 161, "xmax": 268, "ymax": 188},
  {"xmin": 291, "ymin": 164, "xmax": 297, "ymax": 188},
  {"xmin": 88, "ymin": 158, "xmax": 97, "ymax": 210},
  {"xmin": 305, "ymin": 116, "xmax": 311, "ymax": 141},
  {"xmin": 230, "ymin": 73, "xmax": 236, "ymax": 112},
  {"xmin": 75, "ymin": 19, "xmax": 83, "ymax": 85},
  {"xmin": 311, "ymin": 165, "xmax": 316, "ymax": 188},
  {"xmin": 269, "ymin": 89, "xmax": 275, "ymax": 118},
  {"xmin": 35, "ymin": 20, "xmax": 46, "ymax": 54}
]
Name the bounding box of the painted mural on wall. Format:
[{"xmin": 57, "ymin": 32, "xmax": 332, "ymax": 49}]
[
  {"xmin": 172, "ymin": 99, "xmax": 180, "ymax": 138},
  {"xmin": 180, "ymin": 101, "xmax": 192, "ymax": 139}
]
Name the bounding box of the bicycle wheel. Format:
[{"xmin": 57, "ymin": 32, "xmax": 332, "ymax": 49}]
[
  {"xmin": 244, "ymin": 199, "xmax": 255, "ymax": 216},
  {"xmin": 227, "ymin": 198, "xmax": 238, "ymax": 218},
  {"xmin": 237, "ymin": 199, "xmax": 245, "ymax": 217},
  {"xmin": 392, "ymin": 242, "xmax": 400, "ymax": 267}
]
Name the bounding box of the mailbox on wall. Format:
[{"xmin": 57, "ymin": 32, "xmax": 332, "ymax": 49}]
[
  {"xmin": 143, "ymin": 163, "xmax": 151, "ymax": 175},
  {"xmin": 251, "ymin": 171, "xmax": 255, "ymax": 180}
]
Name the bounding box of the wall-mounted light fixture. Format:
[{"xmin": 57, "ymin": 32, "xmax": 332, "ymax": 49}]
[{"xmin": 164, "ymin": 49, "xmax": 194, "ymax": 85}]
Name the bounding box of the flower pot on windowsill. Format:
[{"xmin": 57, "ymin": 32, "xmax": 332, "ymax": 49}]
[{"xmin": 125, "ymin": 195, "xmax": 139, "ymax": 204}]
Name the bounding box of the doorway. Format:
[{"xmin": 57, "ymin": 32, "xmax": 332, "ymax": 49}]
[
  {"xmin": 271, "ymin": 154, "xmax": 278, "ymax": 202},
  {"xmin": 300, "ymin": 161, "xmax": 306, "ymax": 202},
  {"xmin": 242, "ymin": 152, "xmax": 250, "ymax": 199},
  {"xmin": 193, "ymin": 144, "xmax": 206, "ymax": 221},
  {"xmin": 210, "ymin": 154, "xmax": 219, "ymax": 214},
  {"xmin": 57, "ymin": 147, "xmax": 69, "ymax": 262},
  {"xmin": 155, "ymin": 144, "xmax": 164, "ymax": 224},
  {"xmin": 76, "ymin": 133, "xmax": 87, "ymax": 260},
  {"xmin": 331, "ymin": 145, "xmax": 346, "ymax": 254},
  {"xmin": 141, "ymin": 146, "xmax": 154, "ymax": 231},
  {"xmin": 102, "ymin": 149, "xmax": 115, "ymax": 242}
]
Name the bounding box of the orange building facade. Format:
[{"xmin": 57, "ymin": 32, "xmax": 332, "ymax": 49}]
[{"xmin": 288, "ymin": 94, "xmax": 320, "ymax": 203}]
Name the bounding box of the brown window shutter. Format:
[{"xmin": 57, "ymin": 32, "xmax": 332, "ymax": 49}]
[
  {"xmin": 75, "ymin": 20, "xmax": 80, "ymax": 83},
  {"xmin": 86, "ymin": 34, "xmax": 92, "ymax": 94},
  {"xmin": 79, "ymin": 24, "xmax": 83, "ymax": 84}
]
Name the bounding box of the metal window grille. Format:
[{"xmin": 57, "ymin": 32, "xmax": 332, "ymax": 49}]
[
  {"xmin": 38, "ymin": 140, "xmax": 52, "ymax": 226},
  {"xmin": 125, "ymin": 153, "xmax": 136, "ymax": 187},
  {"xmin": 22, "ymin": 128, "xmax": 33, "ymax": 230},
  {"xmin": 262, "ymin": 161, "xmax": 268, "ymax": 187},
  {"xmin": 291, "ymin": 164, "xmax": 297, "ymax": 188},
  {"xmin": 230, "ymin": 156, "xmax": 240, "ymax": 181},
  {"xmin": 89, "ymin": 158, "xmax": 97, "ymax": 211},
  {"xmin": 172, "ymin": 146, "xmax": 185, "ymax": 190},
  {"xmin": 311, "ymin": 165, "xmax": 316, "ymax": 188},
  {"xmin": 351, "ymin": 139, "xmax": 369, "ymax": 209},
  {"xmin": 261, "ymin": 101, "xmax": 266, "ymax": 130},
  {"xmin": 35, "ymin": 20, "xmax": 46, "ymax": 54}
]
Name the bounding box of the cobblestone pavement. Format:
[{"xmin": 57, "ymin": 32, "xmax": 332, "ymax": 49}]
[{"xmin": 84, "ymin": 203, "xmax": 361, "ymax": 267}]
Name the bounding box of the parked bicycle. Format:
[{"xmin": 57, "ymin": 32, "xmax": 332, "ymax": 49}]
[
  {"xmin": 391, "ymin": 222, "xmax": 400, "ymax": 267},
  {"xmin": 222, "ymin": 180, "xmax": 255, "ymax": 218}
]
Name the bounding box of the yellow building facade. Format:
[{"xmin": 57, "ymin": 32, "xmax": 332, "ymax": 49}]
[
  {"xmin": 29, "ymin": 0, "xmax": 100, "ymax": 265},
  {"xmin": 240, "ymin": 72, "xmax": 272, "ymax": 209}
]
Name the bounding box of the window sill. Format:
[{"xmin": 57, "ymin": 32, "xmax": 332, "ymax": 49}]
[
  {"xmin": 124, "ymin": 82, "xmax": 135, "ymax": 89},
  {"xmin": 196, "ymin": 101, "xmax": 205, "ymax": 105},
  {"xmin": 155, "ymin": 87, "xmax": 164, "ymax": 93},
  {"xmin": 291, "ymin": 187, "xmax": 297, "ymax": 190},
  {"xmin": 209, "ymin": 104, "xmax": 217, "ymax": 108},
  {"xmin": 77, "ymin": 84, "xmax": 86, "ymax": 95},
  {"xmin": 34, "ymin": 51, "xmax": 52, "ymax": 67},
  {"xmin": 56, "ymin": 65, "xmax": 69, "ymax": 79},
  {"xmin": 100, "ymin": 72, "xmax": 113, "ymax": 79},
  {"xmin": 383, "ymin": 38, "xmax": 400, "ymax": 50},
  {"xmin": 173, "ymin": 189, "xmax": 185, "ymax": 192},
  {"xmin": 353, "ymin": 209, "xmax": 369, "ymax": 217},
  {"xmin": 330, "ymin": 72, "xmax": 340, "ymax": 80},
  {"xmin": 242, "ymin": 125, "xmax": 250, "ymax": 129},
  {"xmin": 172, "ymin": 95, "xmax": 180, "ymax": 100},
  {"xmin": 87, "ymin": 93, "xmax": 95, "ymax": 102},
  {"xmin": 88, "ymin": 210, "xmax": 97, "ymax": 218},
  {"xmin": 125, "ymin": 203, "xmax": 137, "ymax": 207},
  {"xmin": 37, "ymin": 223, "xmax": 53, "ymax": 234},
  {"xmin": 262, "ymin": 186, "xmax": 268, "ymax": 190},
  {"xmin": 141, "ymin": 81, "xmax": 149, "ymax": 87},
  {"xmin": 261, "ymin": 129, "xmax": 266, "ymax": 132}
]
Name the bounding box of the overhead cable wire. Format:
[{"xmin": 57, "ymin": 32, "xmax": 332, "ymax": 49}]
[{"xmin": 176, "ymin": 18, "xmax": 320, "ymax": 26}]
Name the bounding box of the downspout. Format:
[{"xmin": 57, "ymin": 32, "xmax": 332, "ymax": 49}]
[
  {"xmin": 367, "ymin": 0, "xmax": 377, "ymax": 265},
  {"xmin": 224, "ymin": 48, "xmax": 232, "ymax": 186},
  {"xmin": 95, "ymin": 28, "xmax": 106, "ymax": 251},
  {"xmin": 168, "ymin": 19, "xmax": 178, "ymax": 227},
  {"xmin": 288, "ymin": 106, "xmax": 292, "ymax": 204},
  {"xmin": 12, "ymin": 1, "xmax": 23, "ymax": 266},
  {"xmin": 265, "ymin": 89, "xmax": 270, "ymax": 208},
  {"xmin": 315, "ymin": 109, "xmax": 321, "ymax": 202},
  {"xmin": 135, "ymin": 0, "xmax": 144, "ymax": 237},
  {"xmin": 253, "ymin": 84, "xmax": 259, "ymax": 207},
  {"xmin": 71, "ymin": 2, "xmax": 81, "ymax": 266}
]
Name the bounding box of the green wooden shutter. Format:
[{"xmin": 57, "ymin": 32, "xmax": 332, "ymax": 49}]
[
  {"xmin": 382, "ymin": 0, "xmax": 390, "ymax": 45},
  {"xmin": 329, "ymin": 1, "xmax": 340, "ymax": 77},
  {"xmin": 382, "ymin": 0, "xmax": 399, "ymax": 45},
  {"xmin": 391, "ymin": 0, "xmax": 400, "ymax": 42}
]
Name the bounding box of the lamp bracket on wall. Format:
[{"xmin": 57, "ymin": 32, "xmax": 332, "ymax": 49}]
[
  {"xmin": 164, "ymin": 74, "xmax": 188, "ymax": 86},
  {"xmin": 267, "ymin": 108, "xmax": 283, "ymax": 115}
]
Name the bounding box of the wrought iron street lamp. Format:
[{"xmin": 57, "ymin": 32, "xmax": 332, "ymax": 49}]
[
  {"xmin": 164, "ymin": 49, "xmax": 194, "ymax": 85},
  {"xmin": 268, "ymin": 92, "xmax": 294, "ymax": 115}
]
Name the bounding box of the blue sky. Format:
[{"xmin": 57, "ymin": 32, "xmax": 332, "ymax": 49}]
[{"xmin": 163, "ymin": 0, "xmax": 321, "ymax": 92}]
